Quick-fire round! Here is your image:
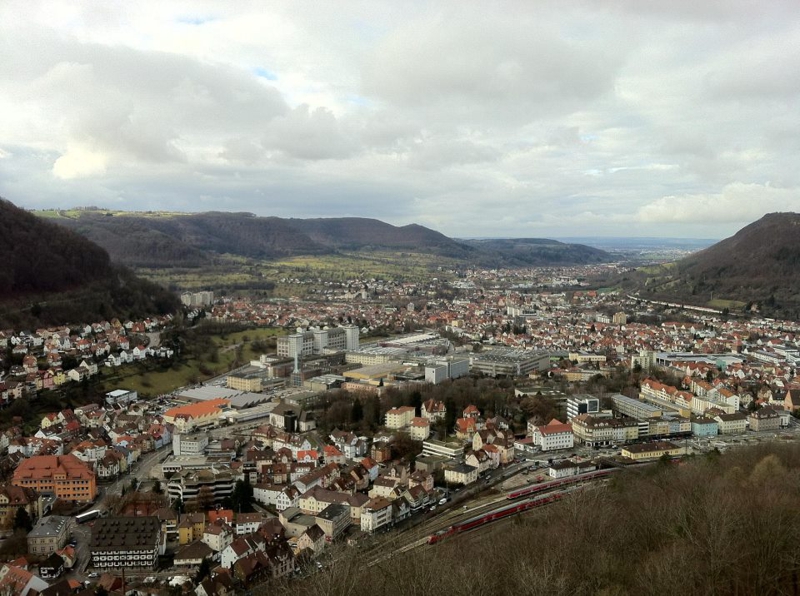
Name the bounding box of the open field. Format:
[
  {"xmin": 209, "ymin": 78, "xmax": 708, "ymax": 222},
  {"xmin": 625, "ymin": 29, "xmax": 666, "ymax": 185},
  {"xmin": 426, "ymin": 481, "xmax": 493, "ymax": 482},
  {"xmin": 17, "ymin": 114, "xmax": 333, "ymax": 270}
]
[
  {"xmin": 103, "ymin": 327, "xmax": 285, "ymax": 397},
  {"xmin": 708, "ymin": 298, "xmax": 748, "ymax": 310},
  {"xmin": 134, "ymin": 251, "xmax": 456, "ymax": 294}
]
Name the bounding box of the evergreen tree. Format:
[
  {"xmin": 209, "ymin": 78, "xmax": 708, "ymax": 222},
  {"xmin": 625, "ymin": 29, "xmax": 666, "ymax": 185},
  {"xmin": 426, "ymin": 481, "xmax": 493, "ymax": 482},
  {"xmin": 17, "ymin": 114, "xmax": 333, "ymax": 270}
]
[{"xmin": 13, "ymin": 507, "xmax": 32, "ymax": 532}]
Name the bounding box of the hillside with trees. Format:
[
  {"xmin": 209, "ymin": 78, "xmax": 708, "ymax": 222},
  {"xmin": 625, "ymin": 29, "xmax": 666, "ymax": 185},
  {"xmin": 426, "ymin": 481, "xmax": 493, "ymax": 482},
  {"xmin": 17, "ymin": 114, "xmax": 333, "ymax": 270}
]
[
  {"xmin": 275, "ymin": 443, "xmax": 800, "ymax": 596},
  {"xmin": 619, "ymin": 212, "xmax": 800, "ymax": 318},
  {"xmin": 0, "ymin": 198, "xmax": 179, "ymax": 328}
]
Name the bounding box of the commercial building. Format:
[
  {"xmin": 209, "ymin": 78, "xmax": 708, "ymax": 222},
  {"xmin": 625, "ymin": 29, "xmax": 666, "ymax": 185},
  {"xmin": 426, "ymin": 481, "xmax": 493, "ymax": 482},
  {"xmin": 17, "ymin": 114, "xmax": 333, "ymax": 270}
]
[
  {"xmin": 90, "ymin": 517, "xmax": 164, "ymax": 570},
  {"xmin": 12, "ymin": 455, "xmax": 96, "ymax": 503},
  {"xmin": 425, "ymin": 357, "xmax": 470, "ymax": 385},
  {"xmin": 421, "ymin": 439, "xmax": 465, "ymax": 459},
  {"xmin": 469, "ymin": 349, "xmax": 550, "ymax": 377},
  {"xmin": 162, "ymin": 399, "xmax": 229, "ymax": 433},
  {"xmin": 566, "ymin": 395, "xmax": 600, "ymax": 421},
  {"xmin": 571, "ymin": 415, "xmax": 639, "ymax": 447},
  {"xmin": 277, "ymin": 326, "xmax": 359, "ymax": 358}
]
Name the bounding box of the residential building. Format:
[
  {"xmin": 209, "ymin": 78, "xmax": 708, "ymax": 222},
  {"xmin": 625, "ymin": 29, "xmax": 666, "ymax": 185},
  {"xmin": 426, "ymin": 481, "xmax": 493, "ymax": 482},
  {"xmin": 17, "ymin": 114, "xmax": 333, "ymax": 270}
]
[
  {"xmin": 714, "ymin": 412, "xmax": 748, "ymax": 435},
  {"xmin": 749, "ymin": 407, "xmax": 782, "ymax": 432},
  {"xmin": 314, "ymin": 504, "xmax": 350, "ymax": 541},
  {"xmin": 361, "ymin": 497, "xmax": 393, "ymax": 533},
  {"xmin": 0, "ymin": 485, "xmax": 40, "ymax": 530},
  {"xmin": 444, "ymin": 462, "xmax": 478, "ymax": 486},
  {"xmin": 27, "ymin": 515, "xmax": 69, "ymax": 556},
  {"xmin": 385, "ymin": 406, "xmax": 416, "ymax": 430}
]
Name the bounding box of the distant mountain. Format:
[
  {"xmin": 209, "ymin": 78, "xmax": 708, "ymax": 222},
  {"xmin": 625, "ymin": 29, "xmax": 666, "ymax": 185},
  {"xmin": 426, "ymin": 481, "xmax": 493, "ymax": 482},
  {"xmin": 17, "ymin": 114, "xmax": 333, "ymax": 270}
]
[
  {"xmin": 461, "ymin": 238, "xmax": 611, "ymax": 267},
  {"xmin": 40, "ymin": 210, "xmax": 612, "ymax": 268},
  {"xmin": 0, "ymin": 198, "xmax": 179, "ymax": 327},
  {"xmin": 285, "ymin": 217, "xmax": 474, "ymax": 258},
  {"xmin": 626, "ymin": 212, "xmax": 800, "ymax": 316}
]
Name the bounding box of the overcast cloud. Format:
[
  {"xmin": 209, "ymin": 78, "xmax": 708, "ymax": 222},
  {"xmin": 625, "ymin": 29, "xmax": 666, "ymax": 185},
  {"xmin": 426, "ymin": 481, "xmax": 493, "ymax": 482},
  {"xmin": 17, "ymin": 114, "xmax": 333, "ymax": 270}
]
[{"xmin": 1, "ymin": 0, "xmax": 799, "ymax": 239}]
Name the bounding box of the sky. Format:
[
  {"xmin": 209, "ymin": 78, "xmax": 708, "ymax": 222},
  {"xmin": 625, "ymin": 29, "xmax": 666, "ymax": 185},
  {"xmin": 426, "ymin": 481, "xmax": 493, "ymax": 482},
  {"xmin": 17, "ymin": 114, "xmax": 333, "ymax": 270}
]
[{"xmin": 1, "ymin": 0, "xmax": 799, "ymax": 239}]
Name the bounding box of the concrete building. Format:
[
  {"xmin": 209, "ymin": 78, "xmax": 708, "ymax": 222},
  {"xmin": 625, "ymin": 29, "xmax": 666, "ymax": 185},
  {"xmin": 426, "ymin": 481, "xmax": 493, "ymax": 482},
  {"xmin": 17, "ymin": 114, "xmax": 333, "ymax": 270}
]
[
  {"xmin": 469, "ymin": 349, "xmax": 550, "ymax": 377},
  {"xmin": 167, "ymin": 466, "xmax": 235, "ymax": 507},
  {"xmin": 172, "ymin": 433, "xmax": 209, "ymax": 457},
  {"xmin": 278, "ymin": 326, "xmax": 359, "ymax": 358},
  {"xmin": 421, "ymin": 439, "xmax": 465, "ymax": 459},
  {"xmin": 611, "ymin": 394, "xmax": 662, "ymax": 420},
  {"xmin": 566, "ymin": 395, "xmax": 600, "ymax": 421},
  {"xmin": 424, "ymin": 357, "xmax": 470, "ymax": 385}
]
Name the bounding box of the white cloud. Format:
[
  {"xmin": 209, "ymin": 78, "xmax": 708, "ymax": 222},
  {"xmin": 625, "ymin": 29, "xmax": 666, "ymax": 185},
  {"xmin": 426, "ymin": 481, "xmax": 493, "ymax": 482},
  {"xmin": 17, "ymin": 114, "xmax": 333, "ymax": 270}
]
[
  {"xmin": 0, "ymin": 1, "xmax": 799, "ymax": 238},
  {"xmin": 52, "ymin": 144, "xmax": 108, "ymax": 179},
  {"xmin": 637, "ymin": 183, "xmax": 800, "ymax": 223}
]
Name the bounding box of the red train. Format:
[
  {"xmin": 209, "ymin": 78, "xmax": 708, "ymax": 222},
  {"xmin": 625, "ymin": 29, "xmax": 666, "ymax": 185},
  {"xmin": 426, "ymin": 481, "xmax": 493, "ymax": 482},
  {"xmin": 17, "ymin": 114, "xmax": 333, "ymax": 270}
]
[
  {"xmin": 427, "ymin": 493, "xmax": 562, "ymax": 545},
  {"xmin": 505, "ymin": 468, "xmax": 616, "ymax": 500}
]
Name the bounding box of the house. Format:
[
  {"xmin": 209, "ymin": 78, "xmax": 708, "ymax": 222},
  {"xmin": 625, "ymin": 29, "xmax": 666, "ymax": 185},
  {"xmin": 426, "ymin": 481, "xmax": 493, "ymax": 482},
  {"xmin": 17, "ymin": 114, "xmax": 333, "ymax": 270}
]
[
  {"xmin": 195, "ymin": 572, "xmax": 235, "ymax": 596},
  {"xmin": 175, "ymin": 541, "xmax": 214, "ymax": 568},
  {"xmin": 444, "ymin": 462, "xmax": 478, "ymax": 486},
  {"xmin": 421, "ymin": 399, "xmax": 446, "ymax": 422},
  {"xmin": 409, "ymin": 417, "xmax": 431, "ymax": 441},
  {"xmin": 297, "ymin": 524, "xmax": 326, "ymax": 553},
  {"xmin": 202, "ymin": 521, "xmax": 235, "ymax": 553},
  {"xmin": 235, "ymin": 512, "xmax": 263, "ymax": 536},
  {"xmin": 360, "ymin": 497, "xmax": 393, "ymax": 533},
  {"xmin": 220, "ymin": 533, "xmax": 266, "ymax": 569}
]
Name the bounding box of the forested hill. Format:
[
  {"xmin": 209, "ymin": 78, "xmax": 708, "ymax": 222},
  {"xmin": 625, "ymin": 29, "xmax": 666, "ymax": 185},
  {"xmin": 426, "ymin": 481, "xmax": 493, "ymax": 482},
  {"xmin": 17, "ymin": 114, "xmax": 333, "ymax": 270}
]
[
  {"xmin": 623, "ymin": 212, "xmax": 800, "ymax": 317},
  {"xmin": 461, "ymin": 237, "xmax": 611, "ymax": 266},
  {"xmin": 0, "ymin": 198, "xmax": 179, "ymax": 328},
  {"xmin": 0, "ymin": 198, "xmax": 112, "ymax": 295},
  {"xmin": 38, "ymin": 209, "xmax": 612, "ymax": 268}
]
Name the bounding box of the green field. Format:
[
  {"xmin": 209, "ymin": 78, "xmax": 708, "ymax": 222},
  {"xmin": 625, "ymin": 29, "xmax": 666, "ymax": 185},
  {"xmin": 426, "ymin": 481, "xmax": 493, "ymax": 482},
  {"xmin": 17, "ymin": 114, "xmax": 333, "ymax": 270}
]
[{"xmin": 103, "ymin": 327, "xmax": 285, "ymax": 397}]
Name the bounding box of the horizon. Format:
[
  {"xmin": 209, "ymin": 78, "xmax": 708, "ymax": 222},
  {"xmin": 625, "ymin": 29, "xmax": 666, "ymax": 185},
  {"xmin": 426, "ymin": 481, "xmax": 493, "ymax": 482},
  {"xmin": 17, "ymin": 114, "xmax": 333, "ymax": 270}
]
[{"xmin": 2, "ymin": 2, "xmax": 800, "ymax": 239}]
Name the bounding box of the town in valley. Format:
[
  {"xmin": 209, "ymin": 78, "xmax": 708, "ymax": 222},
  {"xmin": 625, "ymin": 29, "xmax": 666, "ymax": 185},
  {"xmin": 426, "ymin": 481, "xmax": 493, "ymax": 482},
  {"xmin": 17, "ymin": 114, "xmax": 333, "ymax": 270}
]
[{"xmin": 1, "ymin": 260, "xmax": 800, "ymax": 595}]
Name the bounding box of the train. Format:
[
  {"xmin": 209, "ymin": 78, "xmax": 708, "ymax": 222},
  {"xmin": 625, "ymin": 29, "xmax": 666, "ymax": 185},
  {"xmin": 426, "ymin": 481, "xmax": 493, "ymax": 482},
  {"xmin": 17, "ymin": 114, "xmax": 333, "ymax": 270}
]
[
  {"xmin": 427, "ymin": 493, "xmax": 563, "ymax": 545},
  {"xmin": 505, "ymin": 468, "xmax": 617, "ymax": 500}
]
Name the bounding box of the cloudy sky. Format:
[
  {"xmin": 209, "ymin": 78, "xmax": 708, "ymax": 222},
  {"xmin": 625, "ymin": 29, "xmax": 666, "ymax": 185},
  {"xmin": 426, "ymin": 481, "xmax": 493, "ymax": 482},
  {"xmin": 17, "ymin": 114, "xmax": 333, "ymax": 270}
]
[{"xmin": 1, "ymin": 0, "xmax": 799, "ymax": 239}]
